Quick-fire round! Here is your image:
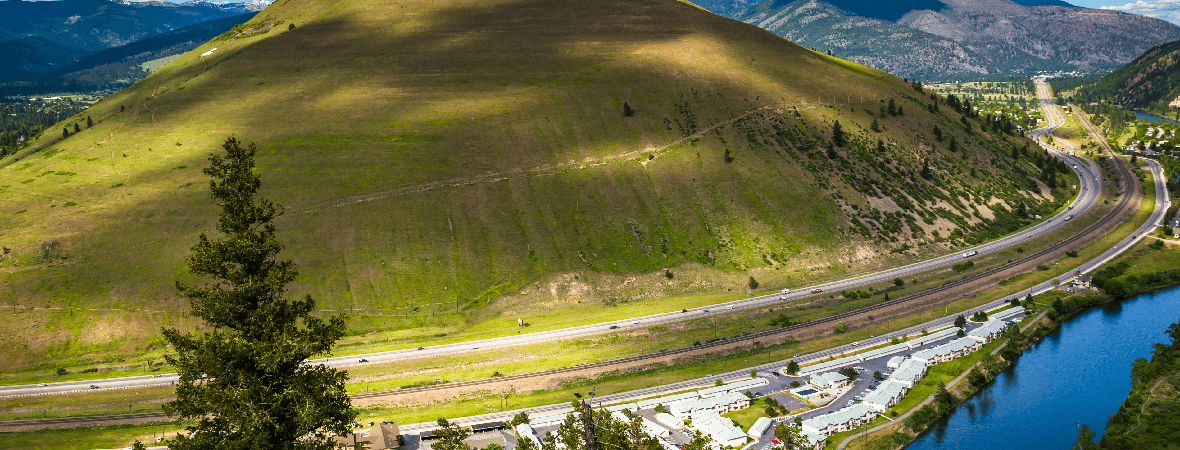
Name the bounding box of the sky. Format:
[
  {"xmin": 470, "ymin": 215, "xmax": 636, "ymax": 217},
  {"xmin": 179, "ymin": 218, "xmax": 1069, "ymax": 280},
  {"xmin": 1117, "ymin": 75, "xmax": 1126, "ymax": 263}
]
[{"xmin": 1068, "ymin": 0, "xmax": 1180, "ymax": 25}]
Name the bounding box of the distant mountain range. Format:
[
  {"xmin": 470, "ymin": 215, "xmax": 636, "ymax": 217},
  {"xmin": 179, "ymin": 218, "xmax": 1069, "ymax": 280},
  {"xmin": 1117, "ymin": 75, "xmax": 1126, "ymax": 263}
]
[
  {"xmin": 0, "ymin": 0, "xmax": 269, "ymax": 82},
  {"xmin": 704, "ymin": 0, "xmax": 1180, "ymax": 81}
]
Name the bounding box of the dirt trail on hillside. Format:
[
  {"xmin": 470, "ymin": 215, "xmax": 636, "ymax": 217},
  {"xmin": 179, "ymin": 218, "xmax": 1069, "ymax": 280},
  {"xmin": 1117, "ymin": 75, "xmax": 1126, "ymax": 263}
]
[{"xmin": 293, "ymin": 98, "xmax": 877, "ymax": 214}]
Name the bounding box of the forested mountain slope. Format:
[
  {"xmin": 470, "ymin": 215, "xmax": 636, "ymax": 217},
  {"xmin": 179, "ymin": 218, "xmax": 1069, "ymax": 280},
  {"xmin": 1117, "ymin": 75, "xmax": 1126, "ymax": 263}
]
[
  {"xmin": 1075, "ymin": 40, "xmax": 1180, "ymax": 110},
  {"xmin": 713, "ymin": 0, "xmax": 1180, "ymax": 80}
]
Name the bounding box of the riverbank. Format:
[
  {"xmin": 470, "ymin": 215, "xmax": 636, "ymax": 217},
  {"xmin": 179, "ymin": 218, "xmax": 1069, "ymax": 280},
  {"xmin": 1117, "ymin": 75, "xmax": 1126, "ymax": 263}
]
[
  {"xmin": 835, "ymin": 239, "xmax": 1180, "ymax": 450},
  {"xmin": 1085, "ymin": 320, "xmax": 1180, "ymax": 448}
]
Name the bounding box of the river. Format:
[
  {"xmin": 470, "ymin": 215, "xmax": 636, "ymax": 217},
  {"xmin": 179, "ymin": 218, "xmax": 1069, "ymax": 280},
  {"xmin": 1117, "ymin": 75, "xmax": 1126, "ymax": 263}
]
[
  {"xmin": 1134, "ymin": 111, "xmax": 1179, "ymax": 125},
  {"xmin": 905, "ymin": 288, "xmax": 1180, "ymax": 450}
]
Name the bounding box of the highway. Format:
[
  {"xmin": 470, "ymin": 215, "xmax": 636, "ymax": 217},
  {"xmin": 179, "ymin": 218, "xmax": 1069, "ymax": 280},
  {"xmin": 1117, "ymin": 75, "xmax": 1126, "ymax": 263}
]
[
  {"xmin": 382, "ymin": 76, "xmax": 1170, "ymax": 436},
  {"xmin": 1, "ymin": 79, "xmax": 1164, "ymax": 437},
  {"xmin": 0, "ymin": 86, "xmax": 1107, "ymax": 399}
]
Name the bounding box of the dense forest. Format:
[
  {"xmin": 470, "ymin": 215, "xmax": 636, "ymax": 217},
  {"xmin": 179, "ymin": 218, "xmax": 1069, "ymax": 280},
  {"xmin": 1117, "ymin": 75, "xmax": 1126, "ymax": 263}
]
[
  {"xmin": 0, "ymin": 97, "xmax": 91, "ymax": 158},
  {"xmin": 1074, "ymin": 39, "xmax": 1180, "ymax": 111}
]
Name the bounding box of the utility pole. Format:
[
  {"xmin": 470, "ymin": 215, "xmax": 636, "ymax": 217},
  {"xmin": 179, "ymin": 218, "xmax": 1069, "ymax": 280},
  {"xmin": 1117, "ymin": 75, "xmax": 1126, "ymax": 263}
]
[{"xmin": 579, "ymin": 398, "xmax": 599, "ymax": 450}]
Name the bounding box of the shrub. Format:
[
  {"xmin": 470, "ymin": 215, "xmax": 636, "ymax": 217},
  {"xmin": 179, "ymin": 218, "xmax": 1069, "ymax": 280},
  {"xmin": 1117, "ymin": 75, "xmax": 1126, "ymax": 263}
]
[
  {"xmin": 790, "ymin": 380, "xmax": 800, "ymax": 388},
  {"xmin": 839, "ymin": 367, "xmax": 858, "ymax": 380},
  {"xmin": 967, "ymin": 368, "xmax": 988, "ymax": 387},
  {"xmin": 952, "ymin": 261, "xmax": 974, "ymax": 272},
  {"xmin": 834, "ymin": 322, "xmax": 849, "ymax": 334}
]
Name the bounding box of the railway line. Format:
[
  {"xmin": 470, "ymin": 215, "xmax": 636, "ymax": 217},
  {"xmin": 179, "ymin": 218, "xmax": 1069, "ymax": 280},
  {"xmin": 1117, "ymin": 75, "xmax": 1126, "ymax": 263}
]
[{"xmin": 0, "ymin": 79, "xmax": 1152, "ymax": 433}]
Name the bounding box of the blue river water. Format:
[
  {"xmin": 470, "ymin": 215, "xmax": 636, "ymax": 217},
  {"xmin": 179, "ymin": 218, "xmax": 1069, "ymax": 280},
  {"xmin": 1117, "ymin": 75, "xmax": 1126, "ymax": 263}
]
[
  {"xmin": 1134, "ymin": 111, "xmax": 1180, "ymax": 125},
  {"xmin": 905, "ymin": 288, "xmax": 1180, "ymax": 450}
]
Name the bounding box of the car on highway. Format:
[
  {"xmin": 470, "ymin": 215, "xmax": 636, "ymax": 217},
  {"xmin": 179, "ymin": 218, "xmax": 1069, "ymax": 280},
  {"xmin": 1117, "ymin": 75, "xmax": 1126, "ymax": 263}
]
[
  {"xmin": 610, "ymin": 325, "xmax": 619, "ymax": 329},
  {"xmin": 810, "ymin": 288, "xmax": 822, "ymax": 294},
  {"xmin": 89, "ymin": 385, "xmax": 99, "ymax": 390},
  {"xmin": 632, "ymin": 321, "xmax": 640, "ymax": 324},
  {"xmin": 725, "ymin": 305, "xmax": 734, "ymax": 310},
  {"xmin": 359, "ymin": 359, "xmax": 368, "ymax": 363},
  {"xmin": 417, "ymin": 347, "xmax": 424, "ymax": 350},
  {"xmin": 851, "ymin": 342, "xmax": 859, "ymax": 346},
  {"xmin": 794, "ymin": 354, "xmax": 800, "ymax": 357},
  {"xmin": 681, "ymin": 309, "xmax": 688, "ymax": 313},
  {"xmin": 780, "ymin": 289, "xmax": 790, "ymax": 294},
  {"xmin": 37, "ymin": 383, "xmax": 45, "ymax": 387}
]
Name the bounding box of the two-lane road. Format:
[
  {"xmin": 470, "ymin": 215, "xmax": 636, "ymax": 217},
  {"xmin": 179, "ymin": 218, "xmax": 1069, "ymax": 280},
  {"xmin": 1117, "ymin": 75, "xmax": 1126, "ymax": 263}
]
[{"xmin": 0, "ymin": 86, "xmax": 1107, "ymax": 399}]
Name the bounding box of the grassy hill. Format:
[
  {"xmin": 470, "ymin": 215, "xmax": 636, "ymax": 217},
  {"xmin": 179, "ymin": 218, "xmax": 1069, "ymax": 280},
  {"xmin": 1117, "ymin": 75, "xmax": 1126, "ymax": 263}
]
[{"xmin": 0, "ymin": 0, "xmax": 1068, "ymax": 370}]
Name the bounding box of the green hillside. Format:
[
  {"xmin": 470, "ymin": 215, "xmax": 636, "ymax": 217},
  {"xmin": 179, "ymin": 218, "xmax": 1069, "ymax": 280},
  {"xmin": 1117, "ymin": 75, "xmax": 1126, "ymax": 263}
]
[
  {"xmin": 0, "ymin": 0, "xmax": 1068, "ymax": 369},
  {"xmin": 1075, "ymin": 39, "xmax": 1180, "ymax": 111}
]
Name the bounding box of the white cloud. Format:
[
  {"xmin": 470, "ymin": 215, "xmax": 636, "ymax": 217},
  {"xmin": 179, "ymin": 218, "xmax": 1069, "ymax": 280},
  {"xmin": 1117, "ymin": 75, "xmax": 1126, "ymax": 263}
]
[{"xmin": 1101, "ymin": 0, "xmax": 1180, "ymax": 25}]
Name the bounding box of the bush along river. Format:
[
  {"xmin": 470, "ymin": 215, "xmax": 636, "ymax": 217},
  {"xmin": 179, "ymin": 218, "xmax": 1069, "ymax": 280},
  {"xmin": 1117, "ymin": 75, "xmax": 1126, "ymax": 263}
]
[{"xmin": 905, "ymin": 287, "xmax": 1180, "ymax": 450}]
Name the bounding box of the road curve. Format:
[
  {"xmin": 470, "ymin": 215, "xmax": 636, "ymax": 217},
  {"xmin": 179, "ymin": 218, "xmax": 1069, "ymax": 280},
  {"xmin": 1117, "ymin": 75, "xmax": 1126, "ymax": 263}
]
[{"xmin": 0, "ymin": 87, "xmax": 1106, "ymax": 398}]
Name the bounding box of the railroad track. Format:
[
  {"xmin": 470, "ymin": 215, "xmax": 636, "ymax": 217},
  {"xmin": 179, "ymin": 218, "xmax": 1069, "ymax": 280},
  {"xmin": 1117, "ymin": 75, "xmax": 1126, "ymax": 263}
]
[
  {"xmin": 0, "ymin": 411, "xmax": 170, "ymax": 429},
  {"xmin": 354, "ymin": 167, "xmax": 1137, "ymax": 400},
  {"xmin": 3, "ymin": 93, "xmax": 1139, "ymax": 431}
]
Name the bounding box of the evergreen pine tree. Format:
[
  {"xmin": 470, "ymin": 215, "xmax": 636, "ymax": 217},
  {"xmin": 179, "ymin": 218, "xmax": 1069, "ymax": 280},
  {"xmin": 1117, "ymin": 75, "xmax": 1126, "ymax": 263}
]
[
  {"xmin": 87, "ymin": 116, "xmax": 93, "ymax": 127},
  {"xmin": 831, "ymin": 121, "xmax": 845, "ymax": 147},
  {"xmin": 870, "ymin": 118, "xmax": 880, "ymax": 132},
  {"xmin": 162, "ymin": 137, "xmax": 356, "ymax": 450},
  {"xmin": 62, "ymin": 128, "xmax": 69, "ymax": 139}
]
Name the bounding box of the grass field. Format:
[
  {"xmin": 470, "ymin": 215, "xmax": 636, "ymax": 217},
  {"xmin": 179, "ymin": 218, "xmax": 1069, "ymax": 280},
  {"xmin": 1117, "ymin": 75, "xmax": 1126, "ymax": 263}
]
[
  {"xmin": 140, "ymin": 55, "xmax": 181, "ymax": 73},
  {"xmin": 0, "ymin": 0, "xmax": 1068, "ymax": 373}
]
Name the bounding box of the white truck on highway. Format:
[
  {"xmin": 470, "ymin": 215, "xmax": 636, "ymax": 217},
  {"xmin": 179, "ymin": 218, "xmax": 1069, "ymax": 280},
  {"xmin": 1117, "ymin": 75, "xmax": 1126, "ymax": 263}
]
[{"xmin": 962, "ymin": 250, "xmax": 977, "ymax": 258}]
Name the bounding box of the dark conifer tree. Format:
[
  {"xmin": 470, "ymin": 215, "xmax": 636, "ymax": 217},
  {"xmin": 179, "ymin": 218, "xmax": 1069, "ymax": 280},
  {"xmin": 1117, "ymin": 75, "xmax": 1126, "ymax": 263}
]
[{"xmin": 162, "ymin": 137, "xmax": 357, "ymax": 450}]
